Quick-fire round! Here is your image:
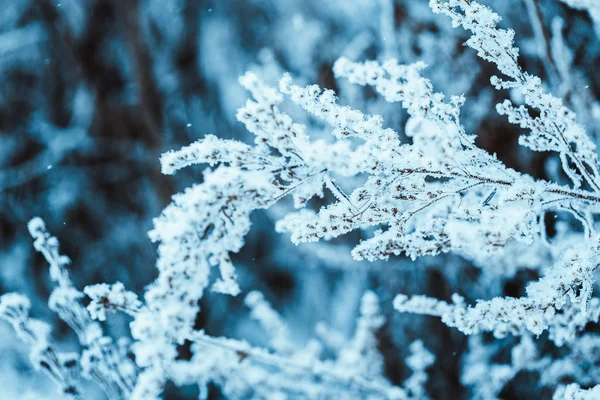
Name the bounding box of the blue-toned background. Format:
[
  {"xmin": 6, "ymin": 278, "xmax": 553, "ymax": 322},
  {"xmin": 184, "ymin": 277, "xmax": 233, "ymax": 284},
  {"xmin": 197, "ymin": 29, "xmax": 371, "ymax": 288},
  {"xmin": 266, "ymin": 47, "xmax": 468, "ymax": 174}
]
[{"xmin": 0, "ymin": 0, "xmax": 598, "ymax": 398}]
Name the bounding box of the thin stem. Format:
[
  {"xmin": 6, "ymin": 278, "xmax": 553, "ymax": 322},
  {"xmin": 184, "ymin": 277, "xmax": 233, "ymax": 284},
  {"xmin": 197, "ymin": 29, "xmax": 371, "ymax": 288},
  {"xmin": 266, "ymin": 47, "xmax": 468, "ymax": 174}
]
[
  {"xmin": 391, "ymin": 167, "xmax": 600, "ymax": 205},
  {"xmin": 191, "ymin": 332, "xmax": 405, "ymax": 399}
]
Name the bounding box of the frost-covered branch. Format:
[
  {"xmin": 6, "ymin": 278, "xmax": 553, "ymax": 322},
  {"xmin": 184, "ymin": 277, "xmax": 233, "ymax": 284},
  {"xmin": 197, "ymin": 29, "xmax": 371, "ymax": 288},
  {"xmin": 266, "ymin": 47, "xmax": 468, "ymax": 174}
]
[
  {"xmin": 178, "ymin": 291, "xmax": 432, "ymax": 400},
  {"xmin": 0, "ymin": 293, "xmax": 81, "ymax": 398},
  {"xmin": 460, "ymin": 335, "xmax": 539, "ymax": 399},
  {"xmin": 431, "ymin": 0, "xmax": 600, "ymax": 191},
  {"xmin": 84, "ymin": 282, "xmax": 143, "ymax": 321},
  {"xmin": 395, "ymin": 237, "xmax": 600, "ymax": 344},
  {"xmin": 13, "ymin": 218, "xmax": 138, "ymax": 399},
  {"xmin": 138, "ymin": 8, "xmax": 600, "ymax": 389}
]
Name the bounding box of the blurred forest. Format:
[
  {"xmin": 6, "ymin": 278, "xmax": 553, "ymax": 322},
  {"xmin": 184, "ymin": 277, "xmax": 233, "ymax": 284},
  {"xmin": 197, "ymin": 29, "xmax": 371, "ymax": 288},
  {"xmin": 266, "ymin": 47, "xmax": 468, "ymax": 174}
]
[{"xmin": 1, "ymin": 0, "xmax": 600, "ymax": 398}]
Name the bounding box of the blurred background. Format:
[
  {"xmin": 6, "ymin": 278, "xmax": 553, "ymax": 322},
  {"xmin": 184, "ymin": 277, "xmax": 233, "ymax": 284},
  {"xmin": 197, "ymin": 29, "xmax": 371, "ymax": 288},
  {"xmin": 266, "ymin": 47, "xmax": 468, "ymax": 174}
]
[{"xmin": 0, "ymin": 0, "xmax": 599, "ymax": 398}]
